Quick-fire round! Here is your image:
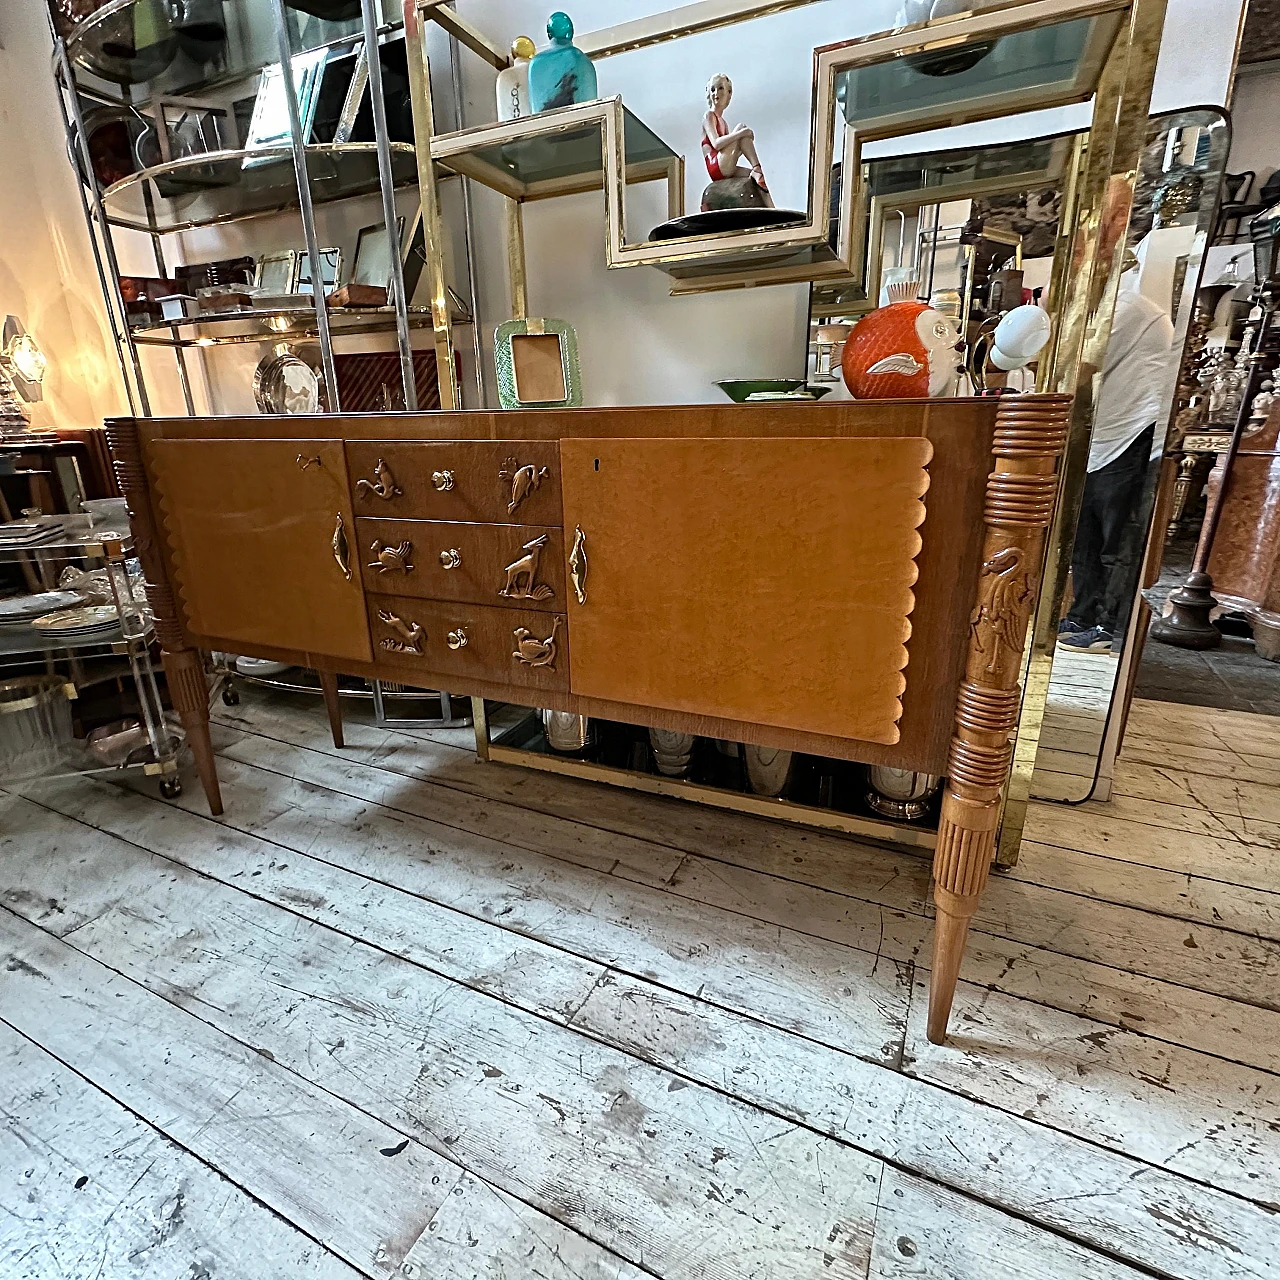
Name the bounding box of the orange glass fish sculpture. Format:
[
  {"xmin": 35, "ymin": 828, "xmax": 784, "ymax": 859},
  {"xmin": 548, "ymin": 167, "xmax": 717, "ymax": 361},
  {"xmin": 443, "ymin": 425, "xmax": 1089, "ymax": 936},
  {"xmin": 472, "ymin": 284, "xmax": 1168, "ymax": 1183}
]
[{"xmin": 841, "ymin": 282, "xmax": 961, "ymax": 399}]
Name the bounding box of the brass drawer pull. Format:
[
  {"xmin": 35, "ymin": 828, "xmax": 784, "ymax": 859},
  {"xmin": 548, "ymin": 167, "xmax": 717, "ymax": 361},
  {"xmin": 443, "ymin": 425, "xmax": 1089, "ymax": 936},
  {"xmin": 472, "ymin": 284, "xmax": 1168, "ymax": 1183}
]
[
  {"xmin": 331, "ymin": 513, "xmax": 351, "ymax": 581},
  {"xmin": 356, "ymin": 458, "xmax": 403, "ymax": 500},
  {"xmin": 569, "ymin": 525, "xmax": 587, "ymax": 605},
  {"xmin": 439, "ymin": 548, "xmax": 462, "ymax": 570},
  {"xmin": 298, "ymin": 453, "xmax": 322, "ymax": 470},
  {"xmin": 369, "ymin": 540, "xmax": 414, "ymax": 573},
  {"xmin": 377, "ymin": 609, "xmax": 424, "ymax": 655},
  {"xmin": 446, "ymin": 628, "xmax": 468, "ymax": 650},
  {"xmin": 432, "ymin": 470, "xmax": 455, "ymax": 492}
]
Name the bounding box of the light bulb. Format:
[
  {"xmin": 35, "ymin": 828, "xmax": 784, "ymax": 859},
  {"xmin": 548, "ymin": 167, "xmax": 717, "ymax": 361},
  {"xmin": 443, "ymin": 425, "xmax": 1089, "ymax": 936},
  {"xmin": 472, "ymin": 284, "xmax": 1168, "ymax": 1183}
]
[{"xmin": 8, "ymin": 333, "xmax": 46, "ymax": 384}]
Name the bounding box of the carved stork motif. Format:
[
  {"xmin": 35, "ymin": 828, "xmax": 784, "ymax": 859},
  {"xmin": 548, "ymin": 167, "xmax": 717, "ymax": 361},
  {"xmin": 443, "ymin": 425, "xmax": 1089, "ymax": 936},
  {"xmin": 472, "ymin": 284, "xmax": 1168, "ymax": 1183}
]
[{"xmin": 968, "ymin": 546, "xmax": 1032, "ymax": 677}]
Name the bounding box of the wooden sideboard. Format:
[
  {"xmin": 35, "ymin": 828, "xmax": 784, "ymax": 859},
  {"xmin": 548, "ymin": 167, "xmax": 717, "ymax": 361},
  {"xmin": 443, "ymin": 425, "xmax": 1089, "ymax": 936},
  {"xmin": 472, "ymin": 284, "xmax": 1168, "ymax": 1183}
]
[{"xmin": 107, "ymin": 393, "xmax": 1070, "ymax": 1041}]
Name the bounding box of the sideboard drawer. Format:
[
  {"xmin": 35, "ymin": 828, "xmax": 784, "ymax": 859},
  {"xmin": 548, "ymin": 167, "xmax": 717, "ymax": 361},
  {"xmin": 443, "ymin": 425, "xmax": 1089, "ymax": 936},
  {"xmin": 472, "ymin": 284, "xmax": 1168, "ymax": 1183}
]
[
  {"xmin": 356, "ymin": 518, "xmax": 565, "ymax": 612},
  {"xmin": 368, "ymin": 594, "xmax": 568, "ymax": 694},
  {"xmin": 347, "ymin": 441, "xmax": 561, "ymax": 525}
]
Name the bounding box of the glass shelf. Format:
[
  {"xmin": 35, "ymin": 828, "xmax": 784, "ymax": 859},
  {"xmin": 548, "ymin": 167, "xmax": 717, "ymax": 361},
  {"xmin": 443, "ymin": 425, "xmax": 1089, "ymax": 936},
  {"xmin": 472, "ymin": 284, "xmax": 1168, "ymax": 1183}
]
[
  {"xmin": 0, "ymin": 623, "xmax": 151, "ymax": 660},
  {"xmin": 431, "ymin": 97, "xmax": 680, "ymax": 201},
  {"xmin": 835, "ymin": 11, "xmax": 1122, "ymax": 137},
  {"xmin": 0, "ymin": 519, "xmax": 132, "ymax": 561},
  {"xmin": 102, "ymin": 142, "xmax": 417, "ymax": 233},
  {"xmin": 130, "ymin": 302, "xmax": 471, "ymax": 348},
  {"xmin": 62, "ymin": 0, "xmax": 393, "ymax": 110}
]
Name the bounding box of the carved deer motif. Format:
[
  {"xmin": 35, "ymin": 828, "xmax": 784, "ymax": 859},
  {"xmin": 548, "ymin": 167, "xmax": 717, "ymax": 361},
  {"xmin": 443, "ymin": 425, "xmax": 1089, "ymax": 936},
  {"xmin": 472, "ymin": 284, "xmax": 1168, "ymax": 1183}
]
[
  {"xmin": 512, "ymin": 616, "xmax": 561, "ymax": 670},
  {"xmin": 498, "ymin": 534, "xmax": 554, "ymax": 601},
  {"xmin": 377, "ymin": 609, "xmax": 424, "ymax": 654},
  {"xmin": 368, "ymin": 540, "xmax": 414, "ymax": 574},
  {"xmin": 499, "ymin": 456, "xmax": 550, "ymax": 515}
]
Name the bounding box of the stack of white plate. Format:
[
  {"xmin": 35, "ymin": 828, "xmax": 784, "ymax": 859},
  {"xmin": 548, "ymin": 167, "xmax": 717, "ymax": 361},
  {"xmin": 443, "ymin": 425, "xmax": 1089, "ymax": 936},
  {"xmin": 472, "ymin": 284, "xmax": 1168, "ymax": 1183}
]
[
  {"xmin": 0, "ymin": 591, "xmax": 80, "ymax": 629},
  {"xmin": 31, "ymin": 605, "xmax": 122, "ymax": 642},
  {"xmin": 0, "ymin": 522, "xmax": 65, "ymax": 549}
]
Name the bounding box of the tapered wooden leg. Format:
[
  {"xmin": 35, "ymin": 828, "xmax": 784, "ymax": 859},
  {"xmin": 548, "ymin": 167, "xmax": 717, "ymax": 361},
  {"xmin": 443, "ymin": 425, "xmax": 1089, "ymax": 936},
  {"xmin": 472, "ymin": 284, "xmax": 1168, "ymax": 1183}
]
[
  {"xmin": 162, "ymin": 647, "xmax": 222, "ymax": 816},
  {"xmin": 928, "ymin": 394, "xmax": 1072, "ymax": 1043},
  {"xmin": 318, "ymin": 670, "xmax": 344, "ymax": 748}
]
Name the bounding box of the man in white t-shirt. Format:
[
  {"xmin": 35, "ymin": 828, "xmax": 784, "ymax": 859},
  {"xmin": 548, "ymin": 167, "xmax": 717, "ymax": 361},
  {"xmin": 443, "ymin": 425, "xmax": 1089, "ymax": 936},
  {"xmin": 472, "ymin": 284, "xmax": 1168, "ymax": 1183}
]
[{"xmin": 1059, "ymin": 279, "xmax": 1174, "ymax": 652}]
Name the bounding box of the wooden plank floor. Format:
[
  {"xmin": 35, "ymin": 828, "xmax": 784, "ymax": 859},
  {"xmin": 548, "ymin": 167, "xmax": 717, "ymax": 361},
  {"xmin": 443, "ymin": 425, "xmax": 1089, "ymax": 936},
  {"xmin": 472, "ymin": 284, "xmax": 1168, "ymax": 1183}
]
[{"xmin": 3, "ymin": 687, "xmax": 1280, "ymax": 1279}]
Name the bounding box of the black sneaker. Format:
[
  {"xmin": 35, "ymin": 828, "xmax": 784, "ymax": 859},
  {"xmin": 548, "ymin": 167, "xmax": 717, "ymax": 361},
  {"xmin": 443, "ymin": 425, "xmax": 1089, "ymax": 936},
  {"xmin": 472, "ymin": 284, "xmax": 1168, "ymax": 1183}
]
[
  {"xmin": 1057, "ymin": 618, "xmax": 1088, "ymax": 636},
  {"xmin": 1058, "ymin": 625, "xmax": 1113, "ymax": 653}
]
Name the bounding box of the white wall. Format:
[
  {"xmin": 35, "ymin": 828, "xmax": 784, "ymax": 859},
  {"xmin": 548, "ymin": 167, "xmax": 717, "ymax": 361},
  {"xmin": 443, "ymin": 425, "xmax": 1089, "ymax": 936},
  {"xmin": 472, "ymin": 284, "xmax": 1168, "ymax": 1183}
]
[{"xmin": 0, "ymin": 3, "xmax": 126, "ymax": 429}]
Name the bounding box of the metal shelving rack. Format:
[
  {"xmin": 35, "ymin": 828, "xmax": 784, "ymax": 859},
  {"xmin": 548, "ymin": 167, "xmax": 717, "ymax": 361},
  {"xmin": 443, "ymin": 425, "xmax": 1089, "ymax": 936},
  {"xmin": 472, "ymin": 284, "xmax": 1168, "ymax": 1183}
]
[
  {"xmin": 0, "ymin": 519, "xmax": 184, "ymax": 795},
  {"xmin": 48, "ymin": 0, "xmax": 454, "ymax": 418}
]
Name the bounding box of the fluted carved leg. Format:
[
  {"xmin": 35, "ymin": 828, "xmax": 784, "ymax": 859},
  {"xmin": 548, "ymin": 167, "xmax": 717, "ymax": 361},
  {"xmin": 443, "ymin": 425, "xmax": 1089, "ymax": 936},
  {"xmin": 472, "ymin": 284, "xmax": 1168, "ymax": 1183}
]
[
  {"xmin": 928, "ymin": 394, "xmax": 1072, "ymax": 1044},
  {"xmin": 163, "ymin": 647, "xmax": 222, "ymax": 816},
  {"xmin": 318, "ymin": 670, "xmax": 345, "ymax": 748}
]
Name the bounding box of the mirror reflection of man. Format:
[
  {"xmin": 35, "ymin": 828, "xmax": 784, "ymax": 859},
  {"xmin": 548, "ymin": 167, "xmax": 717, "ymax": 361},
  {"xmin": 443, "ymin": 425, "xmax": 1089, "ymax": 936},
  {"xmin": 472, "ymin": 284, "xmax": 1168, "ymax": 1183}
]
[{"xmin": 1059, "ymin": 266, "xmax": 1175, "ymax": 653}]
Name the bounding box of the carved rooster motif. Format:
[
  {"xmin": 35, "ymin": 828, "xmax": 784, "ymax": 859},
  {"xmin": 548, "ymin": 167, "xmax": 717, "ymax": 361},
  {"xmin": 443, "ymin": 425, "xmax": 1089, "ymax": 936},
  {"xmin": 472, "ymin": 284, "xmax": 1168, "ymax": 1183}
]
[
  {"xmin": 498, "ymin": 534, "xmax": 554, "ymax": 601},
  {"xmin": 499, "ymin": 456, "xmax": 550, "ymax": 515},
  {"xmin": 356, "ymin": 458, "xmax": 403, "ymax": 500},
  {"xmin": 368, "ymin": 540, "xmax": 414, "ymax": 574},
  {"xmin": 512, "ymin": 616, "xmax": 561, "ymax": 670},
  {"xmin": 969, "ymin": 546, "xmax": 1032, "ymax": 677}
]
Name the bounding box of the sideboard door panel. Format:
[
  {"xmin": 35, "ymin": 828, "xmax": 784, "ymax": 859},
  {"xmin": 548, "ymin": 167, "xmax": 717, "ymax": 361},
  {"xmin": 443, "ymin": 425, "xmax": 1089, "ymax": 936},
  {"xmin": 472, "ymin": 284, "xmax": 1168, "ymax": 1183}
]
[
  {"xmin": 150, "ymin": 438, "xmax": 372, "ymax": 662},
  {"xmin": 560, "ymin": 437, "xmax": 932, "ymax": 744}
]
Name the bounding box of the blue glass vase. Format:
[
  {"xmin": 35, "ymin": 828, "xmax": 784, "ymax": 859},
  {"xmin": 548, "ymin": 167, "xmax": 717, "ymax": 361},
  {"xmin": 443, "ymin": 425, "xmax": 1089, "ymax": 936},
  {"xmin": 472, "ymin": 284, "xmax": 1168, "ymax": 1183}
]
[{"xmin": 528, "ymin": 12, "xmax": 597, "ymax": 112}]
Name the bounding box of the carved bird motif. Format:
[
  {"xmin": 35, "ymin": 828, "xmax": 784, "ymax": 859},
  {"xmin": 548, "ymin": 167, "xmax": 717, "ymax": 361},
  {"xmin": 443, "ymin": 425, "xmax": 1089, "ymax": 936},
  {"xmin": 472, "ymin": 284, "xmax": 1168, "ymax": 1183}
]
[
  {"xmin": 969, "ymin": 546, "xmax": 1032, "ymax": 676},
  {"xmin": 499, "ymin": 456, "xmax": 550, "ymax": 515},
  {"xmin": 512, "ymin": 616, "xmax": 561, "ymax": 669},
  {"xmin": 356, "ymin": 458, "xmax": 403, "ymax": 500},
  {"xmin": 368, "ymin": 540, "xmax": 414, "ymax": 574}
]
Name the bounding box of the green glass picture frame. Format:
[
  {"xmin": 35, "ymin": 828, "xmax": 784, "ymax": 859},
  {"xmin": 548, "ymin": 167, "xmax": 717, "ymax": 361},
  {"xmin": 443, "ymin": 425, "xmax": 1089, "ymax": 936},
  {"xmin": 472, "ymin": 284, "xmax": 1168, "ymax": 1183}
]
[{"xmin": 494, "ymin": 317, "xmax": 583, "ymax": 409}]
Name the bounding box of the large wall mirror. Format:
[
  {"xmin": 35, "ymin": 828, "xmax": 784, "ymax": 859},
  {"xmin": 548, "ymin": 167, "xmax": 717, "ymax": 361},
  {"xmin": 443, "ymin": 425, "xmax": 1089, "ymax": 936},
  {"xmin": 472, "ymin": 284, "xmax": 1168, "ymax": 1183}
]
[{"xmin": 808, "ymin": 106, "xmax": 1231, "ymax": 804}]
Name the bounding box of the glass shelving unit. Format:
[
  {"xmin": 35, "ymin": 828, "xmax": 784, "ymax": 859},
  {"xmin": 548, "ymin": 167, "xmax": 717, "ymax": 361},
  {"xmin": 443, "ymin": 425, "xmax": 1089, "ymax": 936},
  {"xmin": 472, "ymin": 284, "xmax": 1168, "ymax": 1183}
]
[
  {"xmin": 0, "ymin": 517, "xmax": 185, "ymax": 794},
  {"xmin": 49, "ymin": 0, "xmax": 444, "ymax": 417}
]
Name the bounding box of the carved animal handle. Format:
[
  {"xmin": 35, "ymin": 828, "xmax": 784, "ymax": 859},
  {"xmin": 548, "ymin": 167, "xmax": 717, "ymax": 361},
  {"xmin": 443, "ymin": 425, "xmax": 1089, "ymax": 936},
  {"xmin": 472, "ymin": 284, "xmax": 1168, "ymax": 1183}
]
[
  {"xmin": 331, "ymin": 513, "xmax": 351, "ymax": 581},
  {"xmin": 355, "ymin": 458, "xmax": 403, "ymax": 500},
  {"xmin": 446, "ymin": 628, "xmax": 468, "ymax": 650},
  {"xmin": 432, "ymin": 470, "xmax": 455, "ymax": 492},
  {"xmin": 439, "ymin": 548, "xmax": 462, "ymax": 570},
  {"xmin": 297, "ymin": 454, "xmax": 322, "ymax": 470},
  {"xmin": 569, "ymin": 525, "xmax": 588, "ymax": 605}
]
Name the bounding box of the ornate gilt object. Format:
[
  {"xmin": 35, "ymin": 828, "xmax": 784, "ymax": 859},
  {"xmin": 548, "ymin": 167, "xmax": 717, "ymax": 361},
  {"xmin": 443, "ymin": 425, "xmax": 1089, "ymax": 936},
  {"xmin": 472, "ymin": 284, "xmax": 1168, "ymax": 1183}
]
[
  {"xmin": 569, "ymin": 525, "xmax": 587, "ymax": 604},
  {"xmin": 439, "ymin": 547, "xmax": 463, "ymax": 570},
  {"xmin": 498, "ymin": 534, "xmax": 554, "ymax": 601},
  {"xmin": 447, "ymin": 628, "xmax": 468, "ymax": 650},
  {"xmin": 356, "ymin": 458, "xmax": 403, "ymax": 500},
  {"xmin": 331, "ymin": 513, "xmax": 352, "ymax": 581},
  {"xmin": 368, "ymin": 540, "xmax": 414, "ymax": 574},
  {"xmin": 499, "ymin": 456, "xmax": 550, "ymax": 515},
  {"xmin": 377, "ymin": 608, "xmax": 425, "ymax": 654},
  {"xmin": 432, "ymin": 469, "xmax": 455, "ymax": 491},
  {"xmin": 512, "ymin": 617, "xmax": 561, "ymax": 670}
]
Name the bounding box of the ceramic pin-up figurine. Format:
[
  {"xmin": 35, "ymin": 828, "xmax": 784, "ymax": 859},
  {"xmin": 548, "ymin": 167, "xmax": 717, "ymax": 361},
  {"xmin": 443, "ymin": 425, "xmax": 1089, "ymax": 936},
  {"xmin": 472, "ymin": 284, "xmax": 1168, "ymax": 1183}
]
[
  {"xmin": 528, "ymin": 12, "xmax": 597, "ymax": 112},
  {"xmin": 701, "ymin": 74, "xmax": 774, "ymax": 209},
  {"xmin": 841, "ymin": 281, "xmax": 961, "ymax": 399},
  {"xmin": 496, "ymin": 36, "xmax": 536, "ymax": 120}
]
